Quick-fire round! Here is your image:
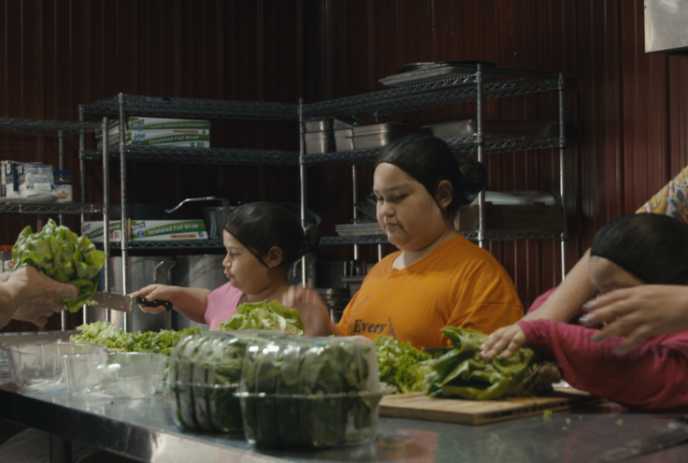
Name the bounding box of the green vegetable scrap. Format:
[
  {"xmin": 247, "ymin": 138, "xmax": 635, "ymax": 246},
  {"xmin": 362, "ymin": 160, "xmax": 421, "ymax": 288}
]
[
  {"xmin": 12, "ymin": 219, "xmax": 107, "ymax": 312},
  {"xmin": 71, "ymin": 321, "xmax": 201, "ymax": 356},
  {"xmin": 375, "ymin": 335, "xmax": 437, "ymax": 393},
  {"xmin": 543, "ymin": 410, "xmax": 553, "ymax": 421},
  {"xmin": 240, "ymin": 337, "xmax": 379, "ymax": 448},
  {"xmin": 425, "ymin": 327, "xmax": 562, "ymax": 400},
  {"xmin": 219, "ymin": 300, "xmax": 305, "ymax": 336}
]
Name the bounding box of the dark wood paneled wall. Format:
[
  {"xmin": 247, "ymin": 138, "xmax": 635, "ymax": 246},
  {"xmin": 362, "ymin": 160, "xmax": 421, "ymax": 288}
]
[{"xmin": 1, "ymin": 0, "xmax": 686, "ymax": 332}]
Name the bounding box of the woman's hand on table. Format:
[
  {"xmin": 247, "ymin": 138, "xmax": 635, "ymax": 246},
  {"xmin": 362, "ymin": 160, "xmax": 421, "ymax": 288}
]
[
  {"xmin": 282, "ymin": 285, "xmax": 341, "ymax": 337},
  {"xmin": 480, "ymin": 324, "xmax": 527, "ymax": 360},
  {"xmin": 131, "ymin": 284, "xmax": 176, "ymax": 314},
  {"xmin": 579, "ymin": 285, "xmax": 688, "ymax": 355}
]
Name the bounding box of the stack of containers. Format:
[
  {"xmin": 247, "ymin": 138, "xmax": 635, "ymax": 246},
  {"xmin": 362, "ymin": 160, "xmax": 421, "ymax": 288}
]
[
  {"xmin": 97, "ymin": 117, "xmax": 211, "ymax": 148},
  {"xmin": 1, "ymin": 161, "xmax": 57, "ymax": 201},
  {"xmin": 167, "ymin": 331, "xmax": 389, "ymax": 449},
  {"xmin": 303, "ymin": 117, "xmax": 335, "ymax": 154}
]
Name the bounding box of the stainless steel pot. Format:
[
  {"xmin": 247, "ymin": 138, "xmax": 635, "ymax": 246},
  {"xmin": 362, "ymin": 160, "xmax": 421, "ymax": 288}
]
[
  {"xmin": 91, "ymin": 256, "xmax": 176, "ymax": 333},
  {"xmin": 171, "ymin": 255, "xmax": 227, "ymax": 330}
]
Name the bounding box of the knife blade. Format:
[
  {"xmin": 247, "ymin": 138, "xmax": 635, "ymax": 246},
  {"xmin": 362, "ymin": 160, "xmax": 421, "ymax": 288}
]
[
  {"xmin": 91, "ymin": 292, "xmax": 173, "ymax": 312},
  {"xmin": 594, "ymin": 418, "xmax": 688, "ymax": 462}
]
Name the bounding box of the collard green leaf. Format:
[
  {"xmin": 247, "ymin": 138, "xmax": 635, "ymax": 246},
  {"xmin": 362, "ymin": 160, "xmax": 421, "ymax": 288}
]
[{"xmin": 426, "ymin": 326, "xmax": 559, "ymax": 400}]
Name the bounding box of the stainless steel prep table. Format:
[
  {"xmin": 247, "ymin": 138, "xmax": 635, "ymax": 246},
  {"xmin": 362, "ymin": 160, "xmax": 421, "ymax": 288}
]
[{"xmin": 1, "ymin": 332, "xmax": 688, "ymax": 463}]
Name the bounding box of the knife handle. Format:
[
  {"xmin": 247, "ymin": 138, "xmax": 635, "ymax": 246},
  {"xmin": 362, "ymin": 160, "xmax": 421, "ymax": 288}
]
[{"xmin": 135, "ymin": 296, "xmax": 173, "ymax": 311}]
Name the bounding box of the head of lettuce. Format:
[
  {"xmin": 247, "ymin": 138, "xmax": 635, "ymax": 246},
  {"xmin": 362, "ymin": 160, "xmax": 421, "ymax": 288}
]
[{"xmin": 12, "ymin": 219, "xmax": 107, "ymax": 312}]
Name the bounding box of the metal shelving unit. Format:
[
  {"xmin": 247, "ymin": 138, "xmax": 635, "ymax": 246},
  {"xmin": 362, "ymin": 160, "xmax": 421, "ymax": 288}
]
[
  {"xmin": 80, "ymin": 94, "xmax": 301, "ymax": 329},
  {"xmin": 0, "ymin": 117, "xmax": 103, "ymax": 331},
  {"xmin": 83, "ymin": 146, "xmax": 298, "ymax": 165},
  {"xmin": 302, "ymin": 68, "xmax": 560, "ymax": 118},
  {"xmin": 298, "ymin": 65, "xmax": 567, "ymax": 278}
]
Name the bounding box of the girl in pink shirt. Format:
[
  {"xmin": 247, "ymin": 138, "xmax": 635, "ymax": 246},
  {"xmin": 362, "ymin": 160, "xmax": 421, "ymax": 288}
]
[
  {"xmin": 485, "ymin": 213, "xmax": 688, "ymax": 410},
  {"xmin": 132, "ymin": 202, "xmax": 319, "ymax": 330}
]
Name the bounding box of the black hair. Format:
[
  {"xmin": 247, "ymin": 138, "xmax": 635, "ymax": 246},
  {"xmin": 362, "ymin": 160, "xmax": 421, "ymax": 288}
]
[
  {"xmin": 224, "ymin": 202, "xmax": 320, "ymax": 268},
  {"xmin": 375, "ymin": 133, "xmax": 487, "ymax": 217},
  {"xmin": 590, "ymin": 213, "xmax": 688, "ymax": 285}
]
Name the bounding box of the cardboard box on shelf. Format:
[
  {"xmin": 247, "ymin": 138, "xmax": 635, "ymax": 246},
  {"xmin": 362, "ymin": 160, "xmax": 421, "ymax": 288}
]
[
  {"xmin": 82, "ymin": 220, "xmax": 207, "ymax": 242},
  {"xmin": 455, "ymin": 202, "xmax": 564, "ymax": 231},
  {"xmin": 97, "ymin": 130, "xmax": 211, "ymax": 148},
  {"xmin": 96, "ymin": 117, "xmax": 210, "ymax": 138}
]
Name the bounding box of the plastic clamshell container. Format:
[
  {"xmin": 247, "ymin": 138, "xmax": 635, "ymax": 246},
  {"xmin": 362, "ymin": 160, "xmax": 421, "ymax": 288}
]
[
  {"xmin": 237, "ymin": 336, "xmax": 389, "ymax": 449},
  {"xmin": 65, "ymin": 351, "xmax": 168, "ymax": 399},
  {"xmin": 167, "ymin": 330, "xmax": 288, "ymax": 432},
  {"xmin": 2, "ymin": 342, "xmax": 107, "ymax": 392}
]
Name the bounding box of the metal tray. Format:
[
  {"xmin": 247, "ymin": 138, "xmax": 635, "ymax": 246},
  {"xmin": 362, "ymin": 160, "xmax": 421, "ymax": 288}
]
[
  {"xmin": 305, "ymin": 131, "xmax": 335, "ymax": 154},
  {"xmin": 379, "ymin": 65, "xmax": 478, "ymax": 88},
  {"xmin": 335, "ymin": 223, "xmax": 384, "ymax": 236},
  {"xmin": 423, "ymin": 120, "xmax": 558, "ymax": 139}
]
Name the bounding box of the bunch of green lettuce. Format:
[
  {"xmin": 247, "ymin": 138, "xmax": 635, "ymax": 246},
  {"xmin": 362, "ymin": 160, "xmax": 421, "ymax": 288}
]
[
  {"xmin": 240, "ymin": 337, "xmax": 378, "ymax": 448},
  {"xmin": 71, "ymin": 322, "xmax": 202, "ymax": 356},
  {"xmin": 12, "ymin": 219, "xmax": 107, "ymax": 312},
  {"xmin": 425, "ymin": 326, "xmax": 561, "ymax": 400},
  {"xmin": 375, "ymin": 335, "xmax": 437, "ymax": 393},
  {"xmin": 219, "ymin": 300, "xmax": 304, "ymax": 336}
]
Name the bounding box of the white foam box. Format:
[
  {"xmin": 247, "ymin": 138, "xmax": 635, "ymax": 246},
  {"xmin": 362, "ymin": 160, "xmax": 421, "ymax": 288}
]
[
  {"xmin": 16, "ymin": 164, "xmax": 55, "ymax": 198},
  {"xmin": 82, "ymin": 220, "xmax": 207, "ymax": 242}
]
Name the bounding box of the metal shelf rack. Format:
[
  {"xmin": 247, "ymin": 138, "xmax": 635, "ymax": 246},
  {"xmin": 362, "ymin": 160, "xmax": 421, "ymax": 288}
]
[
  {"xmin": 0, "ymin": 203, "xmax": 102, "ymax": 216},
  {"xmin": 0, "ymin": 117, "xmax": 101, "ymax": 137},
  {"xmin": 80, "ymin": 93, "xmax": 302, "ymax": 330},
  {"xmin": 82, "ymin": 95, "xmax": 298, "ymax": 121},
  {"xmin": 0, "ymin": 117, "xmax": 102, "ymax": 331},
  {"xmin": 302, "ymin": 68, "xmax": 560, "ymax": 118},
  {"xmin": 298, "ymin": 64, "xmax": 567, "ymax": 279},
  {"xmin": 83, "ymin": 146, "xmax": 298, "ymax": 166},
  {"xmin": 300, "ymin": 135, "xmax": 562, "ymax": 166}
]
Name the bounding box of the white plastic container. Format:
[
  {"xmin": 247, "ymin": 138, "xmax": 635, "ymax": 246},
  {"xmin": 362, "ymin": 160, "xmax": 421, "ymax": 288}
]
[{"xmin": 2, "ymin": 342, "xmax": 107, "ymax": 392}]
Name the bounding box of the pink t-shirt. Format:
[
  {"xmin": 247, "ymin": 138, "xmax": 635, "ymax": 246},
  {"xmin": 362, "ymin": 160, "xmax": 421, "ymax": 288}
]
[{"xmin": 204, "ymin": 282, "xmax": 244, "ymax": 330}]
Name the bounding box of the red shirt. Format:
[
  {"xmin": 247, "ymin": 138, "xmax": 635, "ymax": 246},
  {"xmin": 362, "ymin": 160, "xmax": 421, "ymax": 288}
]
[{"xmin": 518, "ymin": 319, "xmax": 688, "ymax": 411}]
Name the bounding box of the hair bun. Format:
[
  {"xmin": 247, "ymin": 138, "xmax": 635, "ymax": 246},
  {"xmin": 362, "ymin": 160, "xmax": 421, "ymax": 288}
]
[{"xmin": 457, "ymin": 156, "xmax": 487, "ymax": 204}]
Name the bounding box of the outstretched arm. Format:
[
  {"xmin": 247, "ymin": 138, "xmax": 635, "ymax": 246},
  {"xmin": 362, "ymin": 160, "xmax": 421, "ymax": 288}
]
[{"xmin": 131, "ymin": 285, "xmax": 211, "ymax": 324}]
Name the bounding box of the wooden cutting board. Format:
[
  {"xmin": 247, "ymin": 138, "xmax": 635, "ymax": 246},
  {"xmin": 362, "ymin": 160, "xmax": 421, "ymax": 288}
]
[{"xmin": 379, "ymin": 387, "xmax": 600, "ymax": 425}]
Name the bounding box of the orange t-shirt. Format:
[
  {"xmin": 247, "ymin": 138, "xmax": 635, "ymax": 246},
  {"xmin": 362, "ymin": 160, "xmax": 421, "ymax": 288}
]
[{"xmin": 337, "ymin": 235, "xmax": 523, "ymax": 349}]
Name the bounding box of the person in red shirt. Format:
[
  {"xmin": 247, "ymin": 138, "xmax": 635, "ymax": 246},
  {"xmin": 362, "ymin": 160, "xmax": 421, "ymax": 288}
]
[{"xmin": 485, "ymin": 213, "xmax": 688, "ymax": 410}]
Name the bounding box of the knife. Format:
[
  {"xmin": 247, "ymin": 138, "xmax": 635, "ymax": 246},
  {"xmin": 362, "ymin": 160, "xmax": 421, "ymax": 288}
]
[
  {"xmin": 90, "ymin": 292, "xmax": 173, "ymax": 312},
  {"xmin": 593, "ymin": 417, "xmax": 688, "ymax": 462}
]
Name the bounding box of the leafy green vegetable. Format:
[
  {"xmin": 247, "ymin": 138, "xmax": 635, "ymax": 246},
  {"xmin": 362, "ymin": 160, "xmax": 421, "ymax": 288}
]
[
  {"xmin": 71, "ymin": 321, "xmax": 201, "ymax": 356},
  {"xmin": 240, "ymin": 337, "xmax": 380, "ymax": 448},
  {"xmin": 425, "ymin": 327, "xmax": 561, "ymax": 400},
  {"xmin": 12, "ymin": 219, "xmax": 107, "ymax": 312},
  {"xmin": 375, "ymin": 335, "xmax": 437, "ymax": 393},
  {"xmin": 219, "ymin": 300, "xmax": 304, "ymax": 335},
  {"xmin": 169, "ymin": 331, "xmax": 288, "ymax": 432}
]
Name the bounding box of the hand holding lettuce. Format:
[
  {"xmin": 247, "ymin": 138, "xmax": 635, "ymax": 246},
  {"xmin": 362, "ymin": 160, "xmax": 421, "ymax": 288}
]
[{"xmin": 12, "ymin": 219, "xmax": 106, "ymax": 312}]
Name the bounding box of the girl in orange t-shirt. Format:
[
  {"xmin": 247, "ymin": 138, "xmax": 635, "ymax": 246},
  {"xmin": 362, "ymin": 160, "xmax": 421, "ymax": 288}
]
[{"xmin": 284, "ymin": 134, "xmax": 523, "ymax": 348}]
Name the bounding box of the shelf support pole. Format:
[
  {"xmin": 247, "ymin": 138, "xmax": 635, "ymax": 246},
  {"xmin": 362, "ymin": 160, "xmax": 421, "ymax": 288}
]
[
  {"xmin": 118, "ymin": 93, "xmax": 129, "ymax": 331},
  {"xmin": 476, "ymin": 64, "xmax": 486, "ymax": 248},
  {"xmin": 558, "ymin": 72, "xmax": 567, "ymax": 280},
  {"xmin": 58, "ymin": 130, "xmax": 66, "ymax": 331},
  {"xmin": 298, "ymin": 99, "xmax": 309, "ymax": 287},
  {"xmin": 78, "ymin": 106, "xmax": 87, "ymax": 326},
  {"xmin": 102, "ymin": 117, "xmax": 111, "ymax": 324},
  {"xmin": 352, "ymin": 165, "xmax": 359, "ymax": 260}
]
